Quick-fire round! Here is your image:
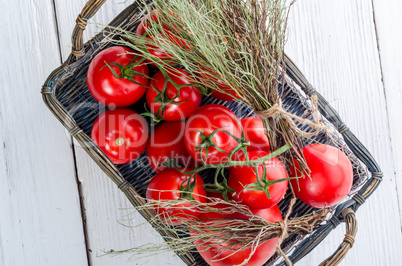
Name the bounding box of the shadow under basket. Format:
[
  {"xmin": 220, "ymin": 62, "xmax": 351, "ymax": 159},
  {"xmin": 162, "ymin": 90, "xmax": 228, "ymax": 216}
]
[{"xmin": 41, "ymin": 1, "xmax": 383, "ymax": 265}]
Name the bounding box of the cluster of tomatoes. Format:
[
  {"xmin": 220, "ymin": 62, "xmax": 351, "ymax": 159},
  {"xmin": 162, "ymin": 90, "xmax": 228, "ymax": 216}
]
[{"xmin": 86, "ymin": 15, "xmax": 354, "ymax": 266}]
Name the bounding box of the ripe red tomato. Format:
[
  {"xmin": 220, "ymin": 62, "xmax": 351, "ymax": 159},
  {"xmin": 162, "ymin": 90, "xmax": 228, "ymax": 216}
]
[
  {"xmin": 210, "ymin": 81, "xmax": 240, "ymax": 101},
  {"xmin": 146, "ymin": 168, "xmax": 207, "ymax": 225},
  {"xmin": 147, "ymin": 121, "xmax": 194, "ymax": 172},
  {"xmin": 197, "ymin": 69, "xmax": 240, "ymax": 101},
  {"xmin": 87, "ymin": 46, "xmax": 149, "ymax": 107},
  {"xmin": 184, "ymin": 104, "xmax": 242, "ymax": 164},
  {"xmin": 136, "ymin": 13, "xmax": 159, "ymax": 36},
  {"xmin": 136, "ymin": 13, "xmax": 189, "ymax": 64},
  {"xmin": 191, "ymin": 205, "xmax": 282, "ymax": 266},
  {"xmin": 241, "ymin": 117, "xmax": 270, "ymax": 152},
  {"xmin": 146, "ymin": 68, "xmax": 202, "ymax": 121},
  {"xmin": 229, "ymin": 151, "xmax": 289, "ymax": 209},
  {"xmin": 289, "ymin": 144, "xmax": 353, "ymax": 208},
  {"xmin": 91, "ymin": 109, "xmax": 149, "ymax": 164}
]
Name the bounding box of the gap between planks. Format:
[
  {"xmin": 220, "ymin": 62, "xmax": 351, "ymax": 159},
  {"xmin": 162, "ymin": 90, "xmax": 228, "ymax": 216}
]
[{"xmin": 51, "ymin": 0, "xmax": 92, "ymax": 264}]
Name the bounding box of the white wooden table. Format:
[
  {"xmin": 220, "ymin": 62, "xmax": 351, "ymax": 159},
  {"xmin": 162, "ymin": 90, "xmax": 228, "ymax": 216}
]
[{"xmin": 1, "ymin": 1, "xmax": 401, "ymax": 265}]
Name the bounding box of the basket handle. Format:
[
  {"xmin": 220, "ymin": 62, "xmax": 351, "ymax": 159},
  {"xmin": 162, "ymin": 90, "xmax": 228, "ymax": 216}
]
[
  {"xmin": 319, "ymin": 208, "xmax": 357, "ymax": 266},
  {"xmin": 71, "ymin": 0, "xmax": 108, "ymax": 58}
]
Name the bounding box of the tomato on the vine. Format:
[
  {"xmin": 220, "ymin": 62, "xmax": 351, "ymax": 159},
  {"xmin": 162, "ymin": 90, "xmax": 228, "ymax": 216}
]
[
  {"xmin": 147, "ymin": 121, "xmax": 194, "ymax": 172},
  {"xmin": 184, "ymin": 104, "xmax": 242, "ymax": 165},
  {"xmin": 87, "ymin": 46, "xmax": 149, "ymax": 107},
  {"xmin": 241, "ymin": 117, "xmax": 270, "ymax": 152},
  {"xmin": 191, "ymin": 204, "xmax": 282, "ymax": 266},
  {"xmin": 289, "ymin": 144, "xmax": 353, "ymax": 208},
  {"xmin": 146, "ymin": 168, "xmax": 206, "ymax": 225},
  {"xmin": 91, "ymin": 109, "xmax": 149, "ymax": 164},
  {"xmin": 146, "ymin": 67, "xmax": 202, "ymax": 121},
  {"xmin": 229, "ymin": 150, "xmax": 289, "ymax": 209}
]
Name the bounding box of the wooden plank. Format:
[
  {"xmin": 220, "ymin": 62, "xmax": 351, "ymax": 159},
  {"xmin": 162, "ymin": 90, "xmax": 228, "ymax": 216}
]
[
  {"xmin": 0, "ymin": 1, "xmax": 88, "ymax": 265},
  {"xmin": 53, "ymin": 1, "xmax": 184, "ymax": 265},
  {"xmin": 285, "ymin": 0, "xmax": 402, "ymax": 265},
  {"xmin": 372, "ymin": 0, "xmax": 402, "ymax": 230}
]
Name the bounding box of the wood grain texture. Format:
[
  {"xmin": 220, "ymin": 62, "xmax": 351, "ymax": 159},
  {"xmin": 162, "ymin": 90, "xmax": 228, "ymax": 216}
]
[
  {"xmin": 0, "ymin": 0, "xmax": 88, "ymax": 265},
  {"xmin": 371, "ymin": 0, "xmax": 402, "ymax": 230},
  {"xmin": 54, "ymin": 1, "xmax": 183, "ymax": 265},
  {"xmin": 285, "ymin": 0, "xmax": 402, "ymax": 265}
]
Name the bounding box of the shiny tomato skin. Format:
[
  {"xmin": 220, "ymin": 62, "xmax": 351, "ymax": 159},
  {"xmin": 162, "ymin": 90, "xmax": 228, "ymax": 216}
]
[
  {"xmin": 87, "ymin": 46, "xmax": 148, "ymax": 107},
  {"xmin": 192, "ymin": 205, "xmax": 282, "ymax": 266},
  {"xmin": 146, "ymin": 168, "xmax": 207, "ymax": 225},
  {"xmin": 289, "ymin": 144, "xmax": 353, "ymax": 208},
  {"xmin": 147, "ymin": 121, "xmax": 194, "ymax": 172},
  {"xmin": 184, "ymin": 104, "xmax": 242, "ymax": 164},
  {"xmin": 146, "ymin": 68, "xmax": 202, "ymax": 121},
  {"xmin": 241, "ymin": 117, "xmax": 270, "ymax": 152},
  {"xmin": 229, "ymin": 151, "xmax": 289, "ymax": 209},
  {"xmin": 91, "ymin": 109, "xmax": 149, "ymax": 164}
]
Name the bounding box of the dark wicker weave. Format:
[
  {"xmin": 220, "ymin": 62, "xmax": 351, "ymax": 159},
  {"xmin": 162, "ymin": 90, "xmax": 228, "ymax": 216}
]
[{"xmin": 41, "ymin": 0, "xmax": 383, "ymax": 265}]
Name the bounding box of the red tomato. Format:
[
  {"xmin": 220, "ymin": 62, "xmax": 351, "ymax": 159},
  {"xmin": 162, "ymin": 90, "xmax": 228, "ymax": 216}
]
[
  {"xmin": 229, "ymin": 151, "xmax": 289, "ymax": 209},
  {"xmin": 191, "ymin": 205, "xmax": 282, "ymax": 266},
  {"xmin": 87, "ymin": 46, "xmax": 148, "ymax": 107},
  {"xmin": 146, "ymin": 68, "xmax": 202, "ymax": 121},
  {"xmin": 289, "ymin": 144, "xmax": 353, "ymax": 208},
  {"xmin": 184, "ymin": 104, "xmax": 242, "ymax": 165},
  {"xmin": 147, "ymin": 121, "xmax": 194, "ymax": 172},
  {"xmin": 136, "ymin": 13, "xmax": 159, "ymax": 36},
  {"xmin": 136, "ymin": 13, "xmax": 189, "ymax": 64},
  {"xmin": 146, "ymin": 168, "xmax": 207, "ymax": 225},
  {"xmin": 91, "ymin": 109, "xmax": 149, "ymax": 164},
  {"xmin": 211, "ymin": 81, "xmax": 240, "ymax": 101},
  {"xmin": 136, "ymin": 13, "xmax": 171, "ymax": 62},
  {"xmin": 241, "ymin": 117, "xmax": 270, "ymax": 152},
  {"xmin": 197, "ymin": 69, "xmax": 240, "ymax": 101}
]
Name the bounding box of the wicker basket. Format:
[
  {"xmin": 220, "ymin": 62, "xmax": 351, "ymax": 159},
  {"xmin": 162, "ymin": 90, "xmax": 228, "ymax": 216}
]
[{"xmin": 41, "ymin": 0, "xmax": 383, "ymax": 265}]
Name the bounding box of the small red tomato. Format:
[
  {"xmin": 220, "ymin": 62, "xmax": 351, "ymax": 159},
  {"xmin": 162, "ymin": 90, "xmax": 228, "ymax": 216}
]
[
  {"xmin": 197, "ymin": 69, "xmax": 240, "ymax": 101},
  {"xmin": 136, "ymin": 13, "xmax": 171, "ymax": 62},
  {"xmin": 184, "ymin": 104, "xmax": 242, "ymax": 165},
  {"xmin": 91, "ymin": 109, "xmax": 149, "ymax": 164},
  {"xmin": 241, "ymin": 117, "xmax": 270, "ymax": 152},
  {"xmin": 289, "ymin": 144, "xmax": 353, "ymax": 208},
  {"xmin": 136, "ymin": 13, "xmax": 159, "ymax": 36},
  {"xmin": 146, "ymin": 68, "xmax": 202, "ymax": 121},
  {"xmin": 210, "ymin": 81, "xmax": 240, "ymax": 101},
  {"xmin": 146, "ymin": 168, "xmax": 207, "ymax": 225},
  {"xmin": 87, "ymin": 46, "xmax": 148, "ymax": 107},
  {"xmin": 191, "ymin": 205, "xmax": 282, "ymax": 266},
  {"xmin": 229, "ymin": 151, "xmax": 289, "ymax": 209},
  {"xmin": 136, "ymin": 13, "xmax": 189, "ymax": 64},
  {"xmin": 147, "ymin": 121, "xmax": 194, "ymax": 172}
]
